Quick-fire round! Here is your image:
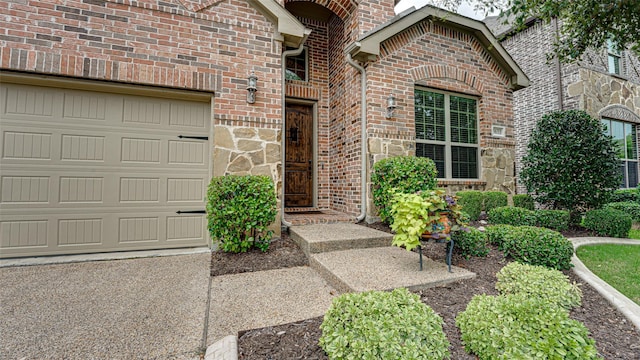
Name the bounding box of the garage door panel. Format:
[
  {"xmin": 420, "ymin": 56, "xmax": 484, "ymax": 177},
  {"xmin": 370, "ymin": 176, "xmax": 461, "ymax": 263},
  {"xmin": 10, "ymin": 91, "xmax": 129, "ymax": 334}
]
[{"xmin": 0, "ymin": 83, "xmax": 210, "ymax": 258}]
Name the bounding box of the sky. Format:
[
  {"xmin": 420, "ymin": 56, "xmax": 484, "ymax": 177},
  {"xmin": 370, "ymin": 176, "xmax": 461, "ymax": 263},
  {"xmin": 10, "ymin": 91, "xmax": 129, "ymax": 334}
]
[{"xmin": 394, "ymin": 0, "xmax": 498, "ymax": 20}]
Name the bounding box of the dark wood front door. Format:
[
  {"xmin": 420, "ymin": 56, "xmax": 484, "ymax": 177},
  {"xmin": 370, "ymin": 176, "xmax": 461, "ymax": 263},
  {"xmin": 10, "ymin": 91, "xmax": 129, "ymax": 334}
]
[{"xmin": 285, "ymin": 104, "xmax": 313, "ymax": 207}]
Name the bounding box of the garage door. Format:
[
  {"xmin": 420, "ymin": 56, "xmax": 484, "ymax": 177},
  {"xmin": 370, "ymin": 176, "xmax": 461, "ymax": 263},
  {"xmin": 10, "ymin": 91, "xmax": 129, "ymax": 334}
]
[{"xmin": 0, "ymin": 83, "xmax": 211, "ymax": 258}]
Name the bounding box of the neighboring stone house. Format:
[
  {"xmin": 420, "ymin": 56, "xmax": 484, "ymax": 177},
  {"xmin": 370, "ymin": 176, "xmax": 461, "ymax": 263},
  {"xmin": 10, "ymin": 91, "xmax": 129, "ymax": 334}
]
[
  {"xmin": 484, "ymin": 16, "xmax": 640, "ymax": 192},
  {"xmin": 0, "ymin": 0, "xmax": 527, "ymax": 258}
]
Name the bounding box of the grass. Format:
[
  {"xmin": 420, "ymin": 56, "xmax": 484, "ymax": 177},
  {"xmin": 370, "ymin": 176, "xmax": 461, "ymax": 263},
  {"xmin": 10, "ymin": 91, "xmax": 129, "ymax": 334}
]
[{"xmin": 577, "ymin": 244, "xmax": 640, "ymax": 305}]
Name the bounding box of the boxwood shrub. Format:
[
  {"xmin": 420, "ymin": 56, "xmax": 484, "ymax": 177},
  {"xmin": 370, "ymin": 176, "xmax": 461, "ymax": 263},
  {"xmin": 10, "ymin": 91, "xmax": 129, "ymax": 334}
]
[
  {"xmin": 456, "ymin": 294, "xmax": 600, "ymax": 360},
  {"xmin": 484, "ymin": 224, "xmax": 516, "ymax": 250},
  {"xmin": 502, "ymin": 226, "xmax": 574, "ymax": 270},
  {"xmin": 456, "ymin": 190, "xmax": 484, "ymax": 221},
  {"xmin": 206, "ymin": 175, "xmax": 277, "ymax": 253},
  {"xmin": 319, "ymin": 288, "xmax": 450, "ymax": 360},
  {"xmin": 483, "ymin": 191, "xmax": 508, "ymax": 213},
  {"xmin": 451, "ymin": 228, "xmax": 489, "ymax": 259},
  {"xmin": 603, "ymin": 201, "xmax": 640, "ymax": 223},
  {"xmin": 496, "ymin": 262, "xmax": 582, "ymax": 310},
  {"xmin": 610, "ymin": 188, "xmax": 638, "ymax": 203},
  {"xmin": 371, "ymin": 156, "xmax": 438, "ymax": 224},
  {"xmin": 535, "ymin": 209, "xmax": 570, "ymax": 231},
  {"xmin": 513, "ymin": 194, "xmax": 535, "ymax": 210},
  {"xmin": 488, "ymin": 206, "xmax": 536, "ymax": 226},
  {"xmin": 583, "ymin": 208, "xmax": 632, "ymax": 238}
]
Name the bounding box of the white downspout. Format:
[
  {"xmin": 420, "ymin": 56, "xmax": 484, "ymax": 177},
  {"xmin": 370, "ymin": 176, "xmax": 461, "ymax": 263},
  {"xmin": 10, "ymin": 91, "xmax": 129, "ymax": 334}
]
[
  {"xmin": 281, "ymin": 30, "xmax": 311, "ymax": 230},
  {"xmin": 346, "ymin": 53, "xmax": 367, "ymax": 222}
]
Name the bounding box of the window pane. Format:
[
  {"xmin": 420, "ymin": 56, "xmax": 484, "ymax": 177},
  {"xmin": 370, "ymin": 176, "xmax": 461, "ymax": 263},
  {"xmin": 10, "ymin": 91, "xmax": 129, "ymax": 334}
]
[
  {"xmin": 415, "ymin": 90, "xmax": 445, "ymax": 141},
  {"xmin": 416, "ymin": 143, "xmax": 445, "ymax": 178},
  {"xmin": 608, "ymin": 55, "xmax": 620, "ymax": 75},
  {"xmin": 451, "ymin": 146, "xmax": 478, "ymax": 179},
  {"xmin": 626, "ymin": 123, "xmax": 637, "ymax": 160},
  {"xmin": 619, "ymin": 161, "xmax": 627, "ymax": 188},
  {"xmin": 285, "ymin": 48, "xmax": 306, "ymax": 81},
  {"xmin": 628, "ymin": 161, "xmax": 638, "ymax": 188},
  {"xmin": 601, "ymin": 119, "xmax": 610, "ymax": 134},
  {"xmin": 450, "ymin": 96, "xmax": 477, "ymax": 144},
  {"xmin": 612, "ymin": 120, "xmax": 625, "ymax": 158}
]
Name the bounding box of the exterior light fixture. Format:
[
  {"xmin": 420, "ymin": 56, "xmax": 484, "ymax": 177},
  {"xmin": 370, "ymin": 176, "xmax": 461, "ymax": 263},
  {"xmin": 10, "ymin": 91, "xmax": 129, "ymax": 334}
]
[
  {"xmin": 386, "ymin": 94, "xmax": 397, "ymax": 119},
  {"xmin": 247, "ymin": 71, "xmax": 258, "ymax": 104}
]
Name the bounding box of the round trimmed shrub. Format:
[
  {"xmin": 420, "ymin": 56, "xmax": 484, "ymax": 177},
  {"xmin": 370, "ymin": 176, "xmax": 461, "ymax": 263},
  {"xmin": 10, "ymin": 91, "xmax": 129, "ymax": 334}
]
[
  {"xmin": 485, "ymin": 224, "xmax": 516, "ymax": 250},
  {"xmin": 456, "ymin": 294, "xmax": 599, "ymax": 360},
  {"xmin": 206, "ymin": 175, "xmax": 277, "ymax": 253},
  {"xmin": 488, "ymin": 206, "xmax": 536, "ymax": 226},
  {"xmin": 371, "ymin": 156, "xmax": 438, "ymax": 224},
  {"xmin": 456, "ymin": 190, "xmax": 484, "ymax": 221},
  {"xmin": 610, "ymin": 188, "xmax": 638, "ymax": 203},
  {"xmin": 484, "ymin": 191, "xmax": 508, "ymax": 213},
  {"xmin": 535, "ymin": 209, "xmax": 570, "ymax": 231},
  {"xmin": 502, "ymin": 226, "xmax": 574, "ymax": 270},
  {"xmin": 319, "ymin": 288, "xmax": 450, "ymax": 360},
  {"xmin": 451, "ymin": 228, "xmax": 489, "ymax": 258},
  {"xmin": 583, "ymin": 208, "xmax": 632, "ymax": 238},
  {"xmin": 603, "ymin": 201, "xmax": 640, "ymax": 223},
  {"xmin": 513, "ymin": 194, "xmax": 535, "ymax": 210},
  {"xmin": 496, "ymin": 262, "xmax": 582, "ymax": 310}
]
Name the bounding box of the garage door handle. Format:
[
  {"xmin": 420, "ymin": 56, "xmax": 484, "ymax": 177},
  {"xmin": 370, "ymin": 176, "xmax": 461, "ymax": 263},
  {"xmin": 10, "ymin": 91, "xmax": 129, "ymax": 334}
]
[
  {"xmin": 178, "ymin": 135, "xmax": 209, "ymax": 140},
  {"xmin": 176, "ymin": 210, "xmax": 206, "ymax": 214}
]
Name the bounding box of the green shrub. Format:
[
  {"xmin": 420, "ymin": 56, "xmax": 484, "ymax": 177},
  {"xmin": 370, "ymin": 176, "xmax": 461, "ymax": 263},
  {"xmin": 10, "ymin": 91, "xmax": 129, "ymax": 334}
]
[
  {"xmin": 456, "ymin": 294, "xmax": 600, "ymax": 360},
  {"xmin": 603, "ymin": 201, "xmax": 640, "ymax": 223},
  {"xmin": 319, "ymin": 288, "xmax": 450, "ymax": 360},
  {"xmin": 456, "ymin": 190, "xmax": 484, "ymax": 221},
  {"xmin": 488, "ymin": 206, "xmax": 536, "ymax": 226},
  {"xmin": 521, "ymin": 110, "xmax": 619, "ymax": 214},
  {"xmin": 513, "ymin": 194, "xmax": 535, "ymax": 210},
  {"xmin": 371, "ymin": 156, "xmax": 438, "ymax": 224},
  {"xmin": 451, "ymin": 228, "xmax": 489, "ymax": 259},
  {"xmin": 496, "ymin": 262, "xmax": 582, "ymax": 310},
  {"xmin": 206, "ymin": 175, "xmax": 277, "ymax": 253},
  {"xmin": 485, "ymin": 224, "xmax": 516, "ymax": 250},
  {"xmin": 483, "ymin": 191, "xmax": 508, "ymax": 213},
  {"xmin": 502, "ymin": 226, "xmax": 574, "ymax": 270},
  {"xmin": 535, "ymin": 209, "xmax": 570, "ymax": 231},
  {"xmin": 583, "ymin": 208, "xmax": 632, "ymax": 238},
  {"xmin": 610, "ymin": 188, "xmax": 638, "ymax": 203}
]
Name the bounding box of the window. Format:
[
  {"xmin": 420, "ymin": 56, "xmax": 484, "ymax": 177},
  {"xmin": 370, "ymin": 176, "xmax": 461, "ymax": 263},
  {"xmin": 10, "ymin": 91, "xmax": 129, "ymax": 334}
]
[
  {"xmin": 602, "ymin": 118, "xmax": 638, "ymax": 188},
  {"xmin": 607, "ymin": 39, "xmax": 621, "ymax": 75},
  {"xmin": 285, "ymin": 47, "xmax": 307, "ymax": 81},
  {"xmin": 415, "ymin": 88, "xmax": 479, "ymax": 179}
]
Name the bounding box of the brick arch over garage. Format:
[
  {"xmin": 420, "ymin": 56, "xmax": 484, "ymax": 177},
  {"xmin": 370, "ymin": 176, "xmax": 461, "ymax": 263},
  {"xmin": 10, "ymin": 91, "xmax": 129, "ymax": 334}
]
[
  {"xmin": 284, "ymin": 0, "xmax": 357, "ymax": 20},
  {"xmin": 410, "ymin": 65, "xmax": 484, "ymax": 95}
]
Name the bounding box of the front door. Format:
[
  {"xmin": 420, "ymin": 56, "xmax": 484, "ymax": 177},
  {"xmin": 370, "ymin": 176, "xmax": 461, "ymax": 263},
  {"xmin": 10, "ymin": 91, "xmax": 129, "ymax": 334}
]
[{"xmin": 285, "ymin": 103, "xmax": 314, "ymax": 207}]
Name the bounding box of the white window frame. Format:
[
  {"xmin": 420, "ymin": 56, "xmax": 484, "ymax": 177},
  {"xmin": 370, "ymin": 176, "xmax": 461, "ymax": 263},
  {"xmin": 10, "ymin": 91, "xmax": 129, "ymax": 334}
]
[
  {"xmin": 607, "ymin": 39, "xmax": 622, "ymax": 76},
  {"xmin": 414, "ymin": 87, "xmax": 480, "ymax": 180},
  {"xmin": 602, "ymin": 117, "xmax": 638, "ymax": 189}
]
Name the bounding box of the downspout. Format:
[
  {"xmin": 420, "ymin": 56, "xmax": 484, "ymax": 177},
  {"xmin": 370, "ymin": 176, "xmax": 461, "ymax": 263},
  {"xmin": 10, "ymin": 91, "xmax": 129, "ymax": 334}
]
[
  {"xmin": 346, "ymin": 53, "xmax": 368, "ymax": 222},
  {"xmin": 281, "ymin": 30, "xmax": 311, "ymax": 230},
  {"xmin": 552, "ymin": 17, "xmax": 564, "ymax": 110}
]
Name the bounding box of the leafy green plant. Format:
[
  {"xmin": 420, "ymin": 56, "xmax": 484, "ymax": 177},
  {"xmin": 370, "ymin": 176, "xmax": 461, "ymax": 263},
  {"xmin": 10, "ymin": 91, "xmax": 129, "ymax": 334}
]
[
  {"xmin": 319, "ymin": 288, "xmax": 450, "ymax": 360},
  {"xmin": 390, "ymin": 190, "xmax": 467, "ymax": 251},
  {"xmin": 603, "ymin": 201, "xmax": 640, "ymax": 223},
  {"xmin": 583, "ymin": 208, "xmax": 632, "ymax": 238},
  {"xmin": 371, "ymin": 156, "xmax": 438, "ymax": 224},
  {"xmin": 456, "ymin": 294, "xmax": 600, "ymax": 360},
  {"xmin": 610, "ymin": 188, "xmax": 638, "ymax": 203},
  {"xmin": 520, "ymin": 110, "xmax": 619, "ymax": 216},
  {"xmin": 535, "ymin": 209, "xmax": 570, "ymax": 231},
  {"xmin": 206, "ymin": 175, "xmax": 277, "ymax": 253},
  {"xmin": 496, "ymin": 262, "xmax": 582, "ymax": 310},
  {"xmin": 501, "ymin": 226, "xmax": 574, "ymax": 270},
  {"xmin": 451, "ymin": 228, "xmax": 489, "ymax": 259},
  {"xmin": 485, "ymin": 224, "xmax": 516, "ymax": 250},
  {"xmin": 483, "ymin": 191, "xmax": 508, "ymax": 213},
  {"xmin": 488, "ymin": 206, "xmax": 536, "ymax": 226},
  {"xmin": 513, "ymin": 194, "xmax": 535, "ymax": 210},
  {"xmin": 456, "ymin": 190, "xmax": 484, "ymax": 221}
]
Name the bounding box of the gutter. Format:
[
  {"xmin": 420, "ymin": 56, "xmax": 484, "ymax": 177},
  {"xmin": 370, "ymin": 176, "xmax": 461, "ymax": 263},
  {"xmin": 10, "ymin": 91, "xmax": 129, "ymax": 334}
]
[
  {"xmin": 552, "ymin": 17, "xmax": 564, "ymax": 110},
  {"xmin": 281, "ymin": 29, "xmax": 311, "ymax": 230},
  {"xmin": 345, "ymin": 50, "xmax": 368, "ymax": 222}
]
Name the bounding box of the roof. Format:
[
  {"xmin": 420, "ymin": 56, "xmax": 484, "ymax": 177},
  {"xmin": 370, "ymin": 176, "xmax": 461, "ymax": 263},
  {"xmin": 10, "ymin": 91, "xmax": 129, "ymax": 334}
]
[
  {"xmin": 247, "ymin": 0, "xmax": 309, "ymax": 47},
  {"xmin": 346, "ymin": 5, "xmax": 530, "ymax": 90},
  {"xmin": 483, "ymin": 14, "xmax": 538, "ymax": 39}
]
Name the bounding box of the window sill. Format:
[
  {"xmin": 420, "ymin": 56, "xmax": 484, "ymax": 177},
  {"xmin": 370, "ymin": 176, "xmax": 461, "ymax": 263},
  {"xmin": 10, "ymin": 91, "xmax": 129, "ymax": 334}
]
[{"xmin": 437, "ymin": 179, "xmax": 486, "ymax": 186}]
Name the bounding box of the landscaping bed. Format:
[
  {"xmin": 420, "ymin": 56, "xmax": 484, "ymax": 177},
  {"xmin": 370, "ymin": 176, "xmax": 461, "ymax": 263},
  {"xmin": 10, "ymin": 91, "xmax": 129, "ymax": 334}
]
[{"xmin": 211, "ymin": 227, "xmax": 640, "ymax": 359}]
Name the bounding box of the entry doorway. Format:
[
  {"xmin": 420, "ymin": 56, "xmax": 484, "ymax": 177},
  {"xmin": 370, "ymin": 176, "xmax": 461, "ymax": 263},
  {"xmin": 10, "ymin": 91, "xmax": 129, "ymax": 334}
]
[{"xmin": 284, "ymin": 102, "xmax": 315, "ymax": 207}]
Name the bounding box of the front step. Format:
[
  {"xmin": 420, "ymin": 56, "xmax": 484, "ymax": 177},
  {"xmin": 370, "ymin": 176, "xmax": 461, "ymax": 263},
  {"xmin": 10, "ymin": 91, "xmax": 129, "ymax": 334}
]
[{"xmin": 289, "ymin": 223, "xmax": 393, "ymax": 256}]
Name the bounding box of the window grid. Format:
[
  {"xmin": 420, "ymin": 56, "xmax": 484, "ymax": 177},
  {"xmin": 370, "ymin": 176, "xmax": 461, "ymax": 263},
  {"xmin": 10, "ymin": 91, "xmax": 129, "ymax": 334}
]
[
  {"xmin": 285, "ymin": 48, "xmax": 308, "ymax": 81},
  {"xmin": 602, "ymin": 118, "xmax": 638, "ymax": 188},
  {"xmin": 415, "ymin": 88, "xmax": 479, "ymax": 180},
  {"xmin": 607, "ymin": 40, "xmax": 621, "ymax": 76}
]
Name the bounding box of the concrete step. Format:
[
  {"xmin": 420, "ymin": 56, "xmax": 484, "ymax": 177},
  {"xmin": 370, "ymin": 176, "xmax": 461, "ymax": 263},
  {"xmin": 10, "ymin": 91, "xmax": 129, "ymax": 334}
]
[
  {"xmin": 310, "ymin": 247, "xmax": 476, "ymax": 294},
  {"xmin": 289, "ymin": 223, "xmax": 393, "ymax": 256}
]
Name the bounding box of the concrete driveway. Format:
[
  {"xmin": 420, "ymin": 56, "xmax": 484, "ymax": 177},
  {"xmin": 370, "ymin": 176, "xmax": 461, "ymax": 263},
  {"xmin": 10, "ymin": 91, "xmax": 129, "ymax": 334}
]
[{"xmin": 0, "ymin": 253, "xmax": 211, "ymax": 359}]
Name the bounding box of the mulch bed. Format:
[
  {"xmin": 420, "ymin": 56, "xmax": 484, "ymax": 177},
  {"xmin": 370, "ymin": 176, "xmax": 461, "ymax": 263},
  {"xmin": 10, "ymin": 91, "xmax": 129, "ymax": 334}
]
[{"xmin": 212, "ymin": 224, "xmax": 640, "ymax": 359}]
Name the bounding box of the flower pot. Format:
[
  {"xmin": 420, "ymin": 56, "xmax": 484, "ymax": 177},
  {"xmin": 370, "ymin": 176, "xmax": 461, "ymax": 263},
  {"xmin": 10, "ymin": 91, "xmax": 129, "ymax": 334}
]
[{"xmin": 421, "ymin": 214, "xmax": 451, "ymax": 240}]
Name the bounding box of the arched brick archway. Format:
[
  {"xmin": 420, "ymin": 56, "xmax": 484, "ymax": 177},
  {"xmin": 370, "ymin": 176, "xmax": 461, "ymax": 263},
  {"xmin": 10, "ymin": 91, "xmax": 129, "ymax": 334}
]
[
  {"xmin": 284, "ymin": 0, "xmax": 357, "ymax": 20},
  {"xmin": 410, "ymin": 65, "xmax": 485, "ymax": 94}
]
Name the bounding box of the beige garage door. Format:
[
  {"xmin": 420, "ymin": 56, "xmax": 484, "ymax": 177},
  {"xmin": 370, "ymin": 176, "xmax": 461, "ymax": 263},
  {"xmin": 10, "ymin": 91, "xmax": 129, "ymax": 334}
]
[{"xmin": 0, "ymin": 83, "xmax": 211, "ymax": 258}]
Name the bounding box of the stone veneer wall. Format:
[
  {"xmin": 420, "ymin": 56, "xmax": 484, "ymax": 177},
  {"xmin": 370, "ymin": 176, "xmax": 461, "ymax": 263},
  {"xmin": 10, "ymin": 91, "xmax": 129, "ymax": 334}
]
[{"xmin": 567, "ymin": 69, "xmax": 640, "ymax": 119}]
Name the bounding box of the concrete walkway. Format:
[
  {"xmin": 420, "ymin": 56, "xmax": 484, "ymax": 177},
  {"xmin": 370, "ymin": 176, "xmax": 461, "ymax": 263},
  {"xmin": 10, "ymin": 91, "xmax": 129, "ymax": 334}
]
[
  {"xmin": 0, "ymin": 253, "xmax": 211, "ymax": 359},
  {"xmin": 570, "ymin": 237, "xmax": 640, "ymax": 331}
]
